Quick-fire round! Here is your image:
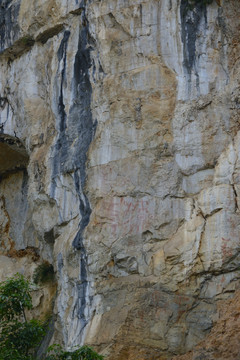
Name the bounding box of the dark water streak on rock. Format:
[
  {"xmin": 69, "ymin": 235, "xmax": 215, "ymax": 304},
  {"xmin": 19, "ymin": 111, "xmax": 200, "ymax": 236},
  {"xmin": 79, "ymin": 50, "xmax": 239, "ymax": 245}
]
[
  {"xmin": 71, "ymin": 10, "xmax": 97, "ymax": 338},
  {"xmin": 180, "ymin": 0, "xmax": 207, "ymax": 94},
  {"xmin": 51, "ymin": 9, "xmax": 97, "ymax": 340}
]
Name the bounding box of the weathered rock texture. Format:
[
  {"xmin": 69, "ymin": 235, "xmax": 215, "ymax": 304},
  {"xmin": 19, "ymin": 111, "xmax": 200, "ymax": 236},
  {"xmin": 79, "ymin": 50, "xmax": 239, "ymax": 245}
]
[
  {"xmin": 172, "ymin": 289, "xmax": 240, "ymax": 360},
  {"xmin": 0, "ymin": 0, "xmax": 240, "ymax": 359}
]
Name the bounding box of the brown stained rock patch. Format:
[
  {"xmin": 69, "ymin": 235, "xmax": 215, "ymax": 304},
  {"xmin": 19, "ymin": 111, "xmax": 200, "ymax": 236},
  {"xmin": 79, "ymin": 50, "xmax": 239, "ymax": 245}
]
[
  {"xmin": 0, "ymin": 196, "xmax": 38, "ymax": 260},
  {"xmin": 0, "ymin": 196, "xmax": 10, "ymax": 233},
  {"xmin": 224, "ymin": 0, "xmax": 240, "ymax": 71},
  {"xmin": 0, "ymin": 195, "xmax": 11, "ymax": 251},
  {"xmin": 172, "ymin": 290, "xmax": 240, "ymax": 360},
  {"xmin": 7, "ymin": 246, "xmax": 39, "ymax": 261}
]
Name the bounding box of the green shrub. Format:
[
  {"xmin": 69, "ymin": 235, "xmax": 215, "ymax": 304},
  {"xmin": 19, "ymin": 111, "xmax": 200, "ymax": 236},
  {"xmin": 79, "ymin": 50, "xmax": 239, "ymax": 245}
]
[
  {"xmin": 0, "ymin": 319, "xmax": 45, "ymax": 359},
  {"xmin": 0, "ymin": 273, "xmax": 45, "ymax": 360},
  {"xmin": 0, "ymin": 274, "xmax": 103, "ymax": 360},
  {"xmin": 0, "ymin": 273, "xmax": 32, "ymax": 321},
  {"xmin": 20, "ymin": 36, "xmax": 34, "ymax": 47},
  {"xmin": 46, "ymin": 344, "xmax": 104, "ymax": 360}
]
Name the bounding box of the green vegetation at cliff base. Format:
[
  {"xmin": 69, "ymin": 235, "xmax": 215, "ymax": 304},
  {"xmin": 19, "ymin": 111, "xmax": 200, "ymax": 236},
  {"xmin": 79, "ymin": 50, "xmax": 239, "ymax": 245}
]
[{"xmin": 0, "ymin": 273, "xmax": 103, "ymax": 360}]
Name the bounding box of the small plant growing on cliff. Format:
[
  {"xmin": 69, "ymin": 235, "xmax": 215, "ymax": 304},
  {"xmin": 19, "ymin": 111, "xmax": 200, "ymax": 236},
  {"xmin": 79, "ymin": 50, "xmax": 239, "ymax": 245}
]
[
  {"xmin": 0, "ymin": 273, "xmax": 45, "ymax": 359},
  {"xmin": 46, "ymin": 344, "xmax": 104, "ymax": 360},
  {"xmin": 20, "ymin": 36, "xmax": 34, "ymax": 47},
  {"xmin": 33, "ymin": 262, "xmax": 55, "ymax": 285}
]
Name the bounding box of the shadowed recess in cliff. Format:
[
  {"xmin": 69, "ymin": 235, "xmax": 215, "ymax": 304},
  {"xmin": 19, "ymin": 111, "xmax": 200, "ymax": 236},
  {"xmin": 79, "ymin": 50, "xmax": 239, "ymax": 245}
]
[
  {"xmin": 180, "ymin": 0, "xmax": 207, "ymax": 92},
  {"xmin": 0, "ymin": 132, "xmax": 29, "ymax": 250},
  {"xmin": 0, "ymin": 133, "xmax": 29, "ymax": 175}
]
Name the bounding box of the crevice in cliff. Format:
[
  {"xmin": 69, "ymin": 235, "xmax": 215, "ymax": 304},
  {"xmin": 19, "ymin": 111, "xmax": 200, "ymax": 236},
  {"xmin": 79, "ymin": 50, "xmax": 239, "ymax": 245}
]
[
  {"xmin": 198, "ymin": 207, "xmax": 223, "ymax": 221},
  {"xmin": 195, "ymin": 214, "xmax": 206, "ymax": 272},
  {"xmin": 232, "ymin": 184, "xmax": 239, "ymax": 213}
]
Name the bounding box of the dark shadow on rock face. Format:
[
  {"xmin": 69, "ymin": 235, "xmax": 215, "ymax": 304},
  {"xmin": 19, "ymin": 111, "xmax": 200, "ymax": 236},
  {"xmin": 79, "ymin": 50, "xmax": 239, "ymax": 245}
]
[
  {"xmin": 0, "ymin": 133, "xmax": 30, "ymax": 250},
  {"xmin": 0, "ymin": 133, "xmax": 29, "ymax": 176},
  {"xmin": 180, "ymin": 0, "xmax": 208, "ymax": 94}
]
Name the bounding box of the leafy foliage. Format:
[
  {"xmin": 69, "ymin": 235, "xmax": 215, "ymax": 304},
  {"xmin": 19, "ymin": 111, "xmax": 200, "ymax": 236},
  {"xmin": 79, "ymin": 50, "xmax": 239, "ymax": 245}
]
[
  {"xmin": 0, "ymin": 319, "xmax": 45, "ymax": 360},
  {"xmin": 33, "ymin": 262, "xmax": 55, "ymax": 285},
  {"xmin": 46, "ymin": 345, "xmax": 104, "ymax": 360},
  {"xmin": 0, "ymin": 273, "xmax": 32, "ymax": 322},
  {"xmin": 0, "ymin": 274, "xmax": 45, "ymax": 360},
  {"xmin": 0, "ymin": 274, "xmax": 103, "ymax": 360}
]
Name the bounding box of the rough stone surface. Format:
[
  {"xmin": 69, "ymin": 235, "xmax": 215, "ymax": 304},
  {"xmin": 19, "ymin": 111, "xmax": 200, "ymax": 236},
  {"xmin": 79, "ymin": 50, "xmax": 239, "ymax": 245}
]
[
  {"xmin": 172, "ymin": 289, "xmax": 240, "ymax": 360},
  {"xmin": 0, "ymin": 0, "xmax": 240, "ymax": 359}
]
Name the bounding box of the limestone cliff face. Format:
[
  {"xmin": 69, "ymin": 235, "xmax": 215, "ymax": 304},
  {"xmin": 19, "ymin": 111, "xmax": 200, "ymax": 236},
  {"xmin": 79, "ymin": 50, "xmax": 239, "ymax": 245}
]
[{"xmin": 0, "ymin": 0, "xmax": 240, "ymax": 359}]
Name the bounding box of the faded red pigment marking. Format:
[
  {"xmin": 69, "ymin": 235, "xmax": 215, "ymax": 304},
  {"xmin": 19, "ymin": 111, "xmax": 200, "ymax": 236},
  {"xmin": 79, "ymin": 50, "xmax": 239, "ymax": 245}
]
[
  {"xmin": 137, "ymin": 309, "xmax": 145, "ymax": 321},
  {"xmin": 175, "ymin": 295, "xmax": 190, "ymax": 307},
  {"xmin": 174, "ymin": 295, "xmax": 192, "ymax": 321},
  {"xmin": 151, "ymin": 290, "xmax": 162, "ymax": 305},
  {"xmin": 98, "ymin": 197, "xmax": 155, "ymax": 238},
  {"xmin": 221, "ymin": 237, "xmax": 233, "ymax": 259},
  {"xmin": 149, "ymin": 291, "xmax": 169, "ymax": 312}
]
